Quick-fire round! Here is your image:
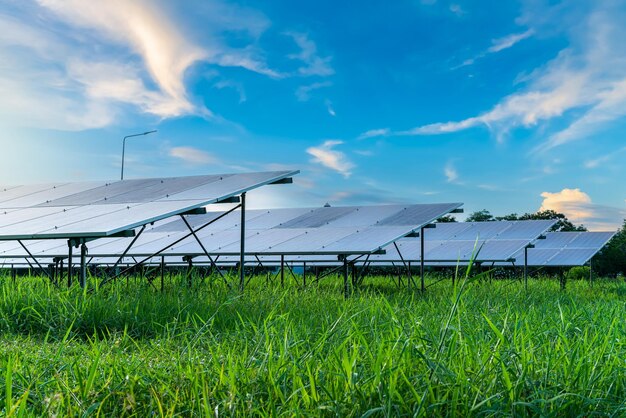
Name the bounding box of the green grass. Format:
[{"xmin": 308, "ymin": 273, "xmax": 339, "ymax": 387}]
[{"xmin": 1, "ymin": 270, "xmax": 626, "ymax": 416}]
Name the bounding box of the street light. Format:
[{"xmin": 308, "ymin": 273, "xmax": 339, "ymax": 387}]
[{"xmin": 120, "ymin": 130, "xmax": 157, "ymax": 180}]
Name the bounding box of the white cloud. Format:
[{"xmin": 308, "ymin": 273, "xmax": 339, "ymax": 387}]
[
  {"xmin": 449, "ymin": 4, "xmax": 466, "ymax": 17},
  {"xmin": 214, "ymin": 79, "xmax": 247, "ymax": 103},
  {"xmin": 295, "ymin": 81, "xmax": 332, "ymax": 102},
  {"xmin": 444, "ymin": 162, "xmax": 459, "ymax": 183},
  {"xmin": 286, "ymin": 32, "xmax": 334, "ymax": 77},
  {"xmin": 325, "ymin": 100, "xmax": 336, "ymax": 117},
  {"xmin": 584, "ymin": 146, "xmax": 626, "ymax": 169},
  {"xmin": 539, "ymin": 188, "xmax": 625, "ymax": 231},
  {"xmin": 487, "ymin": 29, "xmax": 534, "ymax": 53},
  {"xmin": 0, "ymin": 0, "xmax": 281, "ymax": 130},
  {"xmin": 358, "ymin": 128, "xmax": 390, "ymax": 140},
  {"xmin": 169, "ymin": 146, "xmax": 218, "ymax": 165},
  {"xmin": 388, "ymin": 2, "xmax": 626, "ymax": 152},
  {"xmin": 306, "ymin": 140, "xmax": 354, "ymax": 177}
]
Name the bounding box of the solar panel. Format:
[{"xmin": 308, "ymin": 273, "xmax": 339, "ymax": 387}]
[
  {"xmin": 502, "ymin": 231, "xmax": 616, "ymax": 266},
  {"xmin": 0, "ymin": 171, "xmax": 297, "ymax": 240},
  {"xmin": 367, "ymin": 220, "xmax": 556, "ymax": 264}
]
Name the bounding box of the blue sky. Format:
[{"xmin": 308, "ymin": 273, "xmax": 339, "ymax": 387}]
[{"xmin": 0, "ymin": 0, "xmax": 625, "ymax": 230}]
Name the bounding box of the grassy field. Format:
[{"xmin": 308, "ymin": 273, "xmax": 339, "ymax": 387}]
[{"xmin": 1, "ymin": 269, "xmax": 626, "ymax": 416}]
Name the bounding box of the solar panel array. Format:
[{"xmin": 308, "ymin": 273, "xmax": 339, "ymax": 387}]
[
  {"xmin": 0, "ymin": 171, "xmax": 297, "ymax": 240},
  {"xmin": 364, "ymin": 220, "xmax": 557, "ymax": 264},
  {"xmin": 500, "ymin": 231, "xmax": 616, "ymax": 267},
  {"xmin": 0, "ymin": 203, "xmax": 462, "ymax": 261},
  {"xmin": 0, "ymin": 172, "xmax": 617, "ymax": 273}
]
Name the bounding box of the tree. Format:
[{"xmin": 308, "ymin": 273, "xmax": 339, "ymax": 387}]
[
  {"xmin": 517, "ymin": 210, "xmax": 587, "ymax": 232},
  {"xmin": 592, "ymin": 219, "xmax": 626, "ymax": 277},
  {"xmin": 495, "ymin": 213, "xmax": 520, "ymax": 221},
  {"xmin": 465, "ymin": 209, "xmax": 494, "ymax": 222},
  {"xmin": 436, "ymin": 215, "xmax": 457, "ymax": 223}
]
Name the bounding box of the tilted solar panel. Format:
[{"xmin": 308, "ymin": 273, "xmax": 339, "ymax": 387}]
[{"xmin": 0, "ymin": 171, "xmax": 298, "ymax": 240}]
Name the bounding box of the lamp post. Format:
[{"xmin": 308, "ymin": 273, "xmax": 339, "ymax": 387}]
[{"xmin": 121, "ymin": 130, "xmax": 157, "ymax": 180}]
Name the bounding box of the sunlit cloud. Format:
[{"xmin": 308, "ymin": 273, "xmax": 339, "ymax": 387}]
[
  {"xmin": 0, "ymin": 0, "xmax": 328, "ymax": 130},
  {"xmin": 539, "ymin": 188, "xmax": 625, "ymax": 231},
  {"xmin": 306, "ymin": 140, "xmax": 354, "ymax": 177}
]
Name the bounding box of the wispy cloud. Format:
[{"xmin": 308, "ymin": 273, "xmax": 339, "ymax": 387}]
[
  {"xmin": 444, "ymin": 162, "xmax": 459, "ymax": 183},
  {"xmin": 584, "ymin": 146, "xmax": 626, "ymax": 169},
  {"xmin": 325, "ymin": 100, "xmax": 336, "ymax": 117},
  {"xmin": 0, "ymin": 1, "xmax": 324, "ymax": 130},
  {"xmin": 449, "ymin": 4, "xmax": 467, "ymax": 17},
  {"xmin": 295, "ymin": 81, "xmax": 332, "ymax": 102},
  {"xmin": 488, "ymin": 29, "xmax": 534, "ymax": 53},
  {"xmin": 456, "ymin": 28, "xmax": 534, "ymax": 68},
  {"xmin": 374, "ymin": 2, "xmax": 626, "ymax": 153},
  {"xmin": 539, "ymin": 188, "xmax": 625, "ymax": 231},
  {"xmin": 306, "ymin": 140, "xmax": 354, "ymax": 177},
  {"xmin": 169, "ymin": 146, "xmax": 218, "ymax": 165},
  {"xmin": 286, "ymin": 32, "xmax": 334, "ymax": 77},
  {"xmin": 358, "ymin": 128, "xmax": 391, "ymax": 140},
  {"xmin": 214, "ymin": 79, "xmax": 247, "ymax": 103}
]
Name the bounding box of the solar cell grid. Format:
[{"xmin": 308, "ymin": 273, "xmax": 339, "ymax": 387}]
[{"xmin": 0, "ymin": 170, "xmax": 298, "ymax": 240}]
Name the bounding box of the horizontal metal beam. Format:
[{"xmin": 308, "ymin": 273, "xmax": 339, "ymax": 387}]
[
  {"xmin": 215, "ymin": 196, "xmax": 240, "ymax": 204},
  {"xmin": 451, "ymin": 208, "xmax": 464, "ymax": 213},
  {"xmin": 269, "ymin": 177, "xmax": 293, "ymax": 185},
  {"xmin": 181, "ymin": 207, "xmax": 207, "ymax": 215}
]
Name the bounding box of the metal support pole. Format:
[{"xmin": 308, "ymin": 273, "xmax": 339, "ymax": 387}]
[
  {"xmin": 420, "ymin": 226, "xmax": 425, "ymax": 292},
  {"xmin": 280, "ymin": 254, "xmax": 285, "ymax": 287},
  {"xmin": 80, "ymin": 242, "xmax": 87, "ymax": 289},
  {"xmin": 589, "ymin": 259, "xmax": 593, "ymax": 286},
  {"xmin": 343, "ymin": 258, "xmax": 349, "ymax": 299},
  {"xmin": 303, "ymin": 261, "xmax": 306, "ymax": 287},
  {"xmin": 160, "ymin": 255, "xmax": 165, "ymax": 292},
  {"xmin": 239, "ymin": 192, "xmax": 246, "ymax": 292},
  {"xmin": 11, "ymin": 264, "xmax": 15, "ymax": 284},
  {"xmin": 560, "ymin": 268, "xmax": 566, "ymax": 291},
  {"xmin": 68, "ymin": 241, "xmax": 73, "ymax": 288},
  {"xmin": 187, "ymin": 257, "xmax": 193, "ymax": 288},
  {"xmin": 524, "ymin": 246, "xmax": 528, "ymax": 291}
]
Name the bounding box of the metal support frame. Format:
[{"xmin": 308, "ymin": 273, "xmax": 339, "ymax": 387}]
[
  {"xmin": 420, "ymin": 226, "xmax": 425, "ymax": 292},
  {"xmin": 524, "ymin": 246, "xmax": 528, "ymax": 291},
  {"xmin": 160, "ymin": 256, "xmax": 165, "ymax": 292},
  {"xmin": 67, "ymin": 241, "xmax": 73, "ymax": 287},
  {"xmin": 342, "ymin": 256, "xmax": 349, "ymax": 299},
  {"xmin": 80, "ymin": 242, "xmax": 88, "ymax": 288},
  {"xmin": 186, "ymin": 256, "xmax": 193, "ymax": 288},
  {"xmin": 393, "ymin": 241, "xmax": 414, "ymax": 289},
  {"xmin": 107, "ymin": 225, "xmax": 146, "ymax": 275},
  {"xmin": 100, "ymin": 203, "xmax": 241, "ymax": 287},
  {"xmin": 303, "ymin": 261, "xmax": 306, "ymax": 287},
  {"xmin": 179, "ymin": 216, "xmax": 230, "ymax": 288},
  {"xmin": 280, "ymin": 254, "xmax": 285, "ymax": 287},
  {"xmin": 17, "ymin": 240, "xmax": 54, "ymax": 284},
  {"xmin": 312, "ymin": 253, "xmax": 367, "ymax": 285},
  {"xmin": 239, "ymin": 192, "xmax": 246, "ymax": 292}
]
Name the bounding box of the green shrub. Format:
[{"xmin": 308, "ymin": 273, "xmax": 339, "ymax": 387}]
[{"xmin": 566, "ymin": 266, "xmax": 592, "ymax": 281}]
